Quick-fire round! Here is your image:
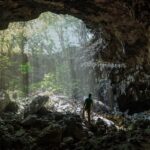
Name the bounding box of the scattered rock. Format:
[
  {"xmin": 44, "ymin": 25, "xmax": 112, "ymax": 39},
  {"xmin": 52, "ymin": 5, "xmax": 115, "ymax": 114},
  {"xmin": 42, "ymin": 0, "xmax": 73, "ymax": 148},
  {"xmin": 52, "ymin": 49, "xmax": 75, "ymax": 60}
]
[
  {"xmin": 15, "ymin": 129, "xmax": 25, "ymax": 137},
  {"xmin": 0, "ymin": 99, "xmax": 149, "ymax": 150},
  {"xmin": 63, "ymin": 137, "xmax": 74, "ymax": 144},
  {"xmin": 88, "ymin": 131, "xmax": 94, "ymax": 137}
]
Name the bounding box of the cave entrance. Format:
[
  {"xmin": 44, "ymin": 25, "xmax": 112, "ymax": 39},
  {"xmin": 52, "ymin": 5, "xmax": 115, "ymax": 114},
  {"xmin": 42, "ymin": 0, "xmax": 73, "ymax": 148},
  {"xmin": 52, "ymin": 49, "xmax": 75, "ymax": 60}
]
[{"xmin": 0, "ymin": 12, "xmax": 95, "ymax": 99}]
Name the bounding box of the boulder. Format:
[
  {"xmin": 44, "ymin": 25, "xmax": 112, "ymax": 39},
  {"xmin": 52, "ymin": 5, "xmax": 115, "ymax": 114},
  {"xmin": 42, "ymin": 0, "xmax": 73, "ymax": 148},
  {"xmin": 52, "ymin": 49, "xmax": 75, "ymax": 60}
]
[
  {"xmin": 21, "ymin": 115, "xmax": 38, "ymax": 127},
  {"xmin": 21, "ymin": 115, "xmax": 49, "ymax": 128},
  {"xmin": 24, "ymin": 95, "xmax": 49, "ymax": 117},
  {"xmin": 4, "ymin": 101, "xmax": 19, "ymax": 113},
  {"xmin": 63, "ymin": 116, "xmax": 85, "ymax": 140},
  {"xmin": 37, "ymin": 123, "xmax": 63, "ymax": 146}
]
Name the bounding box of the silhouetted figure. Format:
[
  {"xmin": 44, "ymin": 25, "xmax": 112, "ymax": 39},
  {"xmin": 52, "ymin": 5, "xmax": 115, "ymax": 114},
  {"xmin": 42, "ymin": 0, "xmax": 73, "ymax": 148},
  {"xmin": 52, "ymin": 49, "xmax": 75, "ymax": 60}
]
[{"xmin": 83, "ymin": 93, "xmax": 93, "ymax": 124}]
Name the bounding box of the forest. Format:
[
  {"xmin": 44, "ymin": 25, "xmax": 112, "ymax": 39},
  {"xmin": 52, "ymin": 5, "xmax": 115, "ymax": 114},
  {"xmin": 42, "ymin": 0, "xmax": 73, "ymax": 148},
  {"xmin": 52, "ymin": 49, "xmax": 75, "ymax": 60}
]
[{"xmin": 0, "ymin": 12, "xmax": 95, "ymax": 98}]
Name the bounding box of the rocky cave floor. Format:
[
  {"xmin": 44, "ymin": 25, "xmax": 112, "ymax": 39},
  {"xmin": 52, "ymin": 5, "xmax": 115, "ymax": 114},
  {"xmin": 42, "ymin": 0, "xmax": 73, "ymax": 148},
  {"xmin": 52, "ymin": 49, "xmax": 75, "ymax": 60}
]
[{"xmin": 0, "ymin": 94, "xmax": 150, "ymax": 150}]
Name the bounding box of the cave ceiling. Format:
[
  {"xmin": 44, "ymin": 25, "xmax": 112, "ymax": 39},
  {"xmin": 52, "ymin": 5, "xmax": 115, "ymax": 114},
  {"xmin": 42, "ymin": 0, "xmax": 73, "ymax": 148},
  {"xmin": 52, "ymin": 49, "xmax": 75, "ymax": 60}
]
[{"xmin": 0, "ymin": 0, "xmax": 150, "ymax": 64}]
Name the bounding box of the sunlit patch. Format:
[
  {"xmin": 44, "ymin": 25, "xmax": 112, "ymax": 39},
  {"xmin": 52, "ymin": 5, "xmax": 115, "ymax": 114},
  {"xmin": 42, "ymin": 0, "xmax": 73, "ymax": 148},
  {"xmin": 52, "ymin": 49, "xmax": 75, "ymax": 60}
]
[{"xmin": 92, "ymin": 112, "xmax": 114, "ymax": 127}]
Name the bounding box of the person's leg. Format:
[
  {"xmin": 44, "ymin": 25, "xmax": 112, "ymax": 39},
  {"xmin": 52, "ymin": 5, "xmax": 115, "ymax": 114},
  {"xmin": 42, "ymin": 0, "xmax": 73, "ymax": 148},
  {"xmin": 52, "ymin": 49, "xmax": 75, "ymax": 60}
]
[
  {"xmin": 87, "ymin": 109, "xmax": 91, "ymax": 124},
  {"xmin": 82, "ymin": 108, "xmax": 85, "ymax": 119}
]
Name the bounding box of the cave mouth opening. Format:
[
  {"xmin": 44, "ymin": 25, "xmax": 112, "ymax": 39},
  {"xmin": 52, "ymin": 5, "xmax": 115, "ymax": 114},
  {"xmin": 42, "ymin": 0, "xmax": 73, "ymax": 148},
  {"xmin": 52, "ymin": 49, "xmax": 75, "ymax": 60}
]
[
  {"xmin": 0, "ymin": 12, "xmax": 96, "ymax": 101},
  {"xmin": 2, "ymin": 11, "xmax": 149, "ymax": 115}
]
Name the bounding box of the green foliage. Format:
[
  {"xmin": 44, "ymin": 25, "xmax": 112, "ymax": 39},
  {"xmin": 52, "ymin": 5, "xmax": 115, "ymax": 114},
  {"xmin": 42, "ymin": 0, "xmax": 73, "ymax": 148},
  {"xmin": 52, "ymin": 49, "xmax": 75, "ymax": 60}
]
[
  {"xmin": 19, "ymin": 63, "xmax": 32, "ymax": 74},
  {"xmin": 0, "ymin": 55, "xmax": 11, "ymax": 71},
  {"xmin": 30, "ymin": 72, "xmax": 81, "ymax": 97},
  {"xmin": 41, "ymin": 73, "xmax": 62, "ymax": 92},
  {"xmin": 30, "ymin": 73, "xmax": 62, "ymax": 93}
]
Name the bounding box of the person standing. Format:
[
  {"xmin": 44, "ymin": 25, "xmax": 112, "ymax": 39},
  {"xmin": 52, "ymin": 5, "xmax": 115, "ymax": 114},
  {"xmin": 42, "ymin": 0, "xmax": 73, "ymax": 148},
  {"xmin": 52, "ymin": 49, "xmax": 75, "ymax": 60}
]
[{"xmin": 83, "ymin": 93, "xmax": 93, "ymax": 124}]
